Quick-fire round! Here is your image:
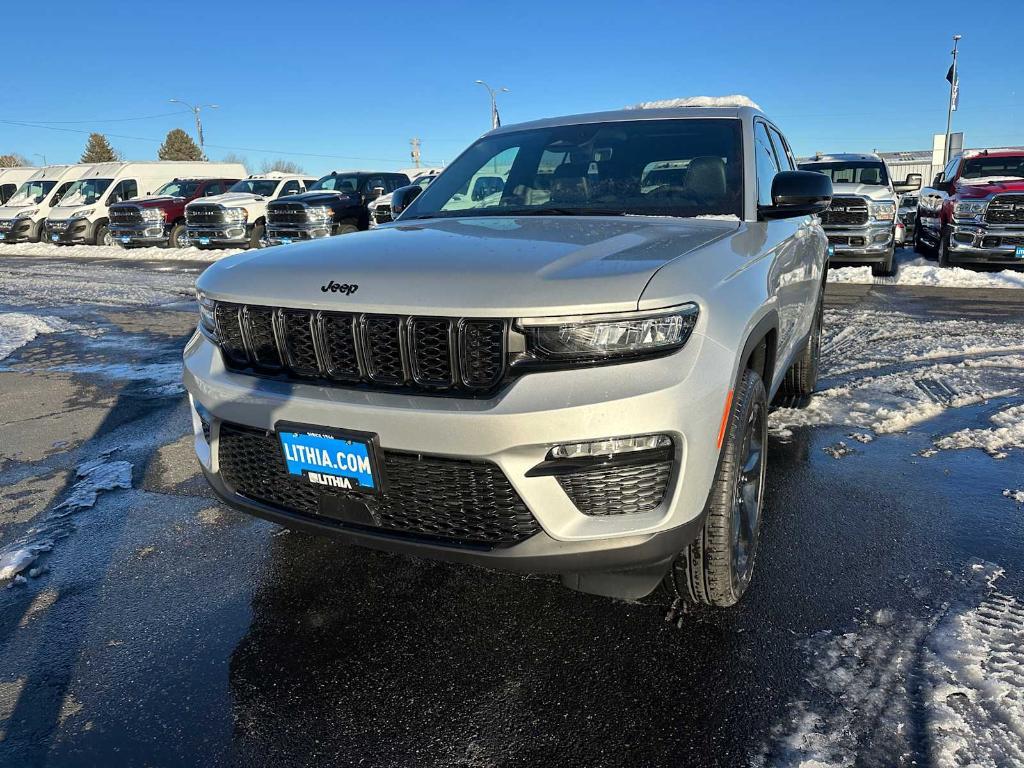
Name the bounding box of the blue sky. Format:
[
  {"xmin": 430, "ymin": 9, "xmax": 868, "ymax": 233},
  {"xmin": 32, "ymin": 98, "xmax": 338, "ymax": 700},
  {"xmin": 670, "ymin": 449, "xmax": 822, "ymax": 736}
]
[{"xmin": 2, "ymin": 0, "xmax": 1022, "ymax": 175}]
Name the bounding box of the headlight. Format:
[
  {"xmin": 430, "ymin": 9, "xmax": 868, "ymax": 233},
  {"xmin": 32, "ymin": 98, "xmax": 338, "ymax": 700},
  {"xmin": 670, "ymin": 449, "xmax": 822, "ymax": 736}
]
[
  {"xmin": 16, "ymin": 209, "xmax": 38, "ymax": 218},
  {"xmin": 223, "ymin": 207, "xmax": 247, "ymax": 223},
  {"xmin": 953, "ymin": 201, "xmax": 988, "ymax": 219},
  {"xmin": 141, "ymin": 208, "xmax": 166, "ymax": 222},
  {"xmin": 75, "ymin": 209, "xmax": 95, "ymax": 219},
  {"xmin": 197, "ymin": 291, "xmax": 218, "ymax": 340},
  {"xmin": 305, "ymin": 206, "xmax": 333, "ymax": 221},
  {"xmin": 868, "ymin": 202, "xmax": 896, "ymax": 221},
  {"xmin": 517, "ymin": 304, "xmax": 698, "ymax": 362}
]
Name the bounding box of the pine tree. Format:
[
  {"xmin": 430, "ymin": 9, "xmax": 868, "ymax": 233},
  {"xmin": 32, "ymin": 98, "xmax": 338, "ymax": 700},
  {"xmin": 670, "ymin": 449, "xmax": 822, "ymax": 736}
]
[
  {"xmin": 80, "ymin": 133, "xmax": 119, "ymax": 163},
  {"xmin": 158, "ymin": 129, "xmax": 206, "ymax": 161}
]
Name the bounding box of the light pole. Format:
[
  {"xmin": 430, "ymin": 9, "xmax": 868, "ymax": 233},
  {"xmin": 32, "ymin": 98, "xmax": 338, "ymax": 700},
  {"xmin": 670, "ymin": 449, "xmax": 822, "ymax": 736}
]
[
  {"xmin": 475, "ymin": 80, "xmax": 509, "ymax": 129},
  {"xmin": 33, "ymin": 153, "xmax": 46, "ymax": 166},
  {"xmin": 168, "ymin": 98, "xmax": 219, "ymax": 147},
  {"xmin": 943, "ymin": 35, "xmax": 962, "ymax": 165}
]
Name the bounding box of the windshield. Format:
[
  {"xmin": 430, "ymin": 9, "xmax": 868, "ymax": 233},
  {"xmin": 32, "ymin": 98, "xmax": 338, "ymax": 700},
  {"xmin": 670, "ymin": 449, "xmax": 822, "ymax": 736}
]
[
  {"xmin": 228, "ymin": 179, "xmax": 282, "ymax": 196},
  {"xmin": 57, "ymin": 178, "xmax": 113, "ymax": 207},
  {"xmin": 5, "ymin": 180, "xmax": 57, "ymax": 207},
  {"xmin": 412, "ymin": 175, "xmax": 436, "ymax": 189},
  {"xmin": 404, "ymin": 118, "xmax": 743, "ymax": 219},
  {"xmin": 311, "ymin": 175, "xmax": 360, "ymax": 192},
  {"xmin": 799, "ymin": 161, "xmax": 889, "ymax": 186},
  {"xmin": 155, "ymin": 180, "xmax": 200, "ymax": 198},
  {"xmin": 960, "ymin": 156, "xmax": 1024, "ymax": 181}
]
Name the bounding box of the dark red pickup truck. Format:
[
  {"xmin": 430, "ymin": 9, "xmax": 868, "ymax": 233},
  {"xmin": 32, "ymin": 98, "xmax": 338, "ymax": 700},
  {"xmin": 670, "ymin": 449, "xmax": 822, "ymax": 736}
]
[
  {"xmin": 108, "ymin": 177, "xmax": 240, "ymax": 248},
  {"xmin": 915, "ymin": 150, "xmax": 1024, "ymax": 267}
]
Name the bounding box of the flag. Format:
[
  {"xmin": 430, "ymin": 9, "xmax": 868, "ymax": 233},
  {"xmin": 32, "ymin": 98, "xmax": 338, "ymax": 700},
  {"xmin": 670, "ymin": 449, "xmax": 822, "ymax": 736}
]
[
  {"xmin": 946, "ymin": 64, "xmax": 955, "ymax": 83},
  {"xmin": 946, "ymin": 64, "xmax": 959, "ymax": 111}
]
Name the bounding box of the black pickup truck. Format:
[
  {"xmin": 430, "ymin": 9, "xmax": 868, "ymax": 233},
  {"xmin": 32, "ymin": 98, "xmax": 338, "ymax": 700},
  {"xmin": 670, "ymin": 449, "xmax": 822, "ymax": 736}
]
[{"xmin": 265, "ymin": 171, "xmax": 410, "ymax": 245}]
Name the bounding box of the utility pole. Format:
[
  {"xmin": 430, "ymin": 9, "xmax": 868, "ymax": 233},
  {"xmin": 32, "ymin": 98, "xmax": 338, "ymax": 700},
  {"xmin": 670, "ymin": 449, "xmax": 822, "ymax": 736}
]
[
  {"xmin": 410, "ymin": 137, "xmax": 421, "ymax": 169},
  {"xmin": 169, "ymin": 98, "xmax": 219, "ymax": 148},
  {"xmin": 33, "ymin": 153, "xmax": 46, "ymax": 166},
  {"xmin": 943, "ymin": 35, "xmax": 962, "ymax": 165},
  {"xmin": 474, "ymin": 80, "xmax": 509, "ymax": 129}
]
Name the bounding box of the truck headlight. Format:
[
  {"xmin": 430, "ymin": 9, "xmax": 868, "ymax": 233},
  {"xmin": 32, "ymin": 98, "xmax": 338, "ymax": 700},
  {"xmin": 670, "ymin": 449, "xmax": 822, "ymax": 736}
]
[
  {"xmin": 224, "ymin": 207, "xmax": 247, "ymax": 223},
  {"xmin": 75, "ymin": 209, "xmax": 95, "ymax": 219},
  {"xmin": 197, "ymin": 291, "xmax": 218, "ymax": 340},
  {"xmin": 518, "ymin": 304, "xmax": 698, "ymax": 362},
  {"xmin": 141, "ymin": 208, "xmax": 166, "ymax": 222},
  {"xmin": 305, "ymin": 206, "xmax": 333, "ymax": 221},
  {"xmin": 16, "ymin": 209, "xmax": 38, "ymax": 218},
  {"xmin": 953, "ymin": 201, "xmax": 988, "ymax": 219},
  {"xmin": 869, "ymin": 202, "xmax": 895, "ymax": 222}
]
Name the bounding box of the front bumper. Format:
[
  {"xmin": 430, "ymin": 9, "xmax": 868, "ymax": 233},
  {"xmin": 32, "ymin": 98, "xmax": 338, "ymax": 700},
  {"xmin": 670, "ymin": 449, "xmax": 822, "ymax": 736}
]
[
  {"xmin": 265, "ymin": 222, "xmax": 332, "ymax": 245},
  {"xmin": 947, "ymin": 223, "xmax": 1024, "ymax": 266},
  {"xmin": 46, "ymin": 218, "xmax": 95, "ymax": 244},
  {"xmin": 183, "ymin": 329, "xmax": 733, "ymax": 594},
  {"xmin": 109, "ymin": 222, "xmax": 169, "ymax": 246},
  {"xmin": 0, "ymin": 217, "xmax": 40, "ymax": 243},
  {"xmin": 186, "ymin": 223, "xmax": 251, "ymax": 247},
  {"xmin": 824, "ymin": 223, "xmax": 894, "ymax": 262}
]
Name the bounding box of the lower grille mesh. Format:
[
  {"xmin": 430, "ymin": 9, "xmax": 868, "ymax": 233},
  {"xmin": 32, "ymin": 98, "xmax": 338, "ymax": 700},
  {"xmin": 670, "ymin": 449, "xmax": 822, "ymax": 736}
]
[
  {"xmin": 557, "ymin": 461, "xmax": 672, "ymax": 516},
  {"xmin": 217, "ymin": 424, "xmax": 540, "ymax": 547}
]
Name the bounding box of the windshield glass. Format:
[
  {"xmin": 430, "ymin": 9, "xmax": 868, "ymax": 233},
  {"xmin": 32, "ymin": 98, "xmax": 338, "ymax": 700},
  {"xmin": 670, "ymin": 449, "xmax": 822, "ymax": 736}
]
[
  {"xmin": 960, "ymin": 156, "xmax": 1024, "ymax": 181},
  {"xmin": 412, "ymin": 175, "xmax": 437, "ymax": 189},
  {"xmin": 154, "ymin": 180, "xmax": 200, "ymax": 198},
  {"xmin": 228, "ymin": 179, "xmax": 282, "ymax": 196},
  {"xmin": 311, "ymin": 175, "xmax": 360, "ymax": 192},
  {"xmin": 57, "ymin": 178, "xmax": 113, "ymax": 207},
  {"xmin": 799, "ymin": 161, "xmax": 889, "ymax": 186},
  {"xmin": 404, "ymin": 118, "xmax": 743, "ymax": 219},
  {"xmin": 5, "ymin": 180, "xmax": 57, "ymax": 207}
]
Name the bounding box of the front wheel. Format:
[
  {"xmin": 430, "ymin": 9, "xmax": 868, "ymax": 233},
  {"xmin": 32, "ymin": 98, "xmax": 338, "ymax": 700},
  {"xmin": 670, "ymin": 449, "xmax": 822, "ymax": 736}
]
[
  {"xmin": 871, "ymin": 247, "xmax": 896, "ymax": 277},
  {"xmin": 94, "ymin": 223, "xmax": 111, "ymax": 247},
  {"xmin": 166, "ymin": 222, "xmax": 188, "ymax": 249},
  {"xmin": 913, "ymin": 221, "xmax": 933, "ymax": 256},
  {"xmin": 334, "ymin": 224, "xmax": 359, "ymax": 236},
  {"xmin": 248, "ymin": 222, "xmax": 266, "ymax": 249},
  {"xmin": 664, "ymin": 368, "xmax": 768, "ymax": 608},
  {"xmin": 937, "ymin": 227, "xmax": 954, "ymax": 267}
]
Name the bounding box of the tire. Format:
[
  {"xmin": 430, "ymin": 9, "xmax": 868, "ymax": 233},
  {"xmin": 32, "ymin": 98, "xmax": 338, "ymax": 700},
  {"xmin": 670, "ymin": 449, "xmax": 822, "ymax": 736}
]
[
  {"xmin": 166, "ymin": 222, "xmax": 188, "ymax": 249},
  {"xmin": 663, "ymin": 368, "xmax": 768, "ymax": 608},
  {"xmin": 914, "ymin": 221, "xmax": 935, "ymax": 257},
  {"xmin": 937, "ymin": 226, "xmax": 953, "ymax": 267},
  {"xmin": 780, "ymin": 294, "xmax": 822, "ymax": 397},
  {"xmin": 248, "ymin": 222, "xmax": 266, "ymax": 249},
  {"xmin": 94, "ymin": 223, "xmax": 111, "ymax": 247},
  {"xmin": 871, "ymin": 247, "xmax": 896, "ymax": 277},
  {"xmin": 334, "ymin": 224, "xmax": 359, "ymax": 236},
  {"xmin": 29, "ymin": 219, "xmax": 45, "ymax": 243}
]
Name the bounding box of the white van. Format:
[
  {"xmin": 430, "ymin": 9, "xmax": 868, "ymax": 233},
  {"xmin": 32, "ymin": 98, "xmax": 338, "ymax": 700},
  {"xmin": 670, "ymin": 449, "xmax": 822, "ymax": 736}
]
[
  {"xmin": 45, "ymin": 161, "xmax": 244, "ymax": 246},
  {"xmin": 0, "ymin": 168, "xmax": 38, "ymax": 205},
  {"xmin": 0, "ymin": 165, "xmax": 94, "ymax": 244}
]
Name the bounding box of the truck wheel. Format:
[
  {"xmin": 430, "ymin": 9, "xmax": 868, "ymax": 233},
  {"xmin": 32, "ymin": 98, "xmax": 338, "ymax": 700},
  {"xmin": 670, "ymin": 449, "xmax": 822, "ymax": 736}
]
[
  {"xmin": 871, "ymin": 247, "xmax": 896, "ymax": 277},
  {"xmin": 166, "ymin": 222, "xmax": 188, "ymax": 249},
  {"xmin": 94, "ymin": 223, "xmax": 111, "ymax": 247},
  {"xmin": 937, "ymin": 227, "xmax": 953, "ymax": 267},
  {"xmin": 914, "ymin": 222, "xmax": 934, "ymax": 257},
  {"xmin": 248, "ymin": 222, "xmax": 266, "ymax": 249},
  {"xmin": 30, "ymin": 219, "xmax": 46, "ymax": 243},
  {"xmin": 780, "ymin": 295, "xmax": 822, "ymax": 398},
  {"xmin": 664, "ymin": 368, "xmax": 768, "ymax": 608},
  {"xmin": 335, "ymin": 224, "xmax": 359, "ymax": 236}
]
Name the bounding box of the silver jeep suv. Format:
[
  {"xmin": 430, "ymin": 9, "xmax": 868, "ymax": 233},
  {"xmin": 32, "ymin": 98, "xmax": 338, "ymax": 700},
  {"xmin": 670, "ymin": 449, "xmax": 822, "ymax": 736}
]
[{"xmin": 183, "ymin": 101, "xmax": 832, "ymax": 606}]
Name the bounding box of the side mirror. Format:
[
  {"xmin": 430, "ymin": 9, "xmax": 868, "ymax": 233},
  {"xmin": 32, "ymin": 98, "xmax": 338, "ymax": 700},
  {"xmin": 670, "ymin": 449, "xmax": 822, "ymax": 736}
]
[
  {"xmin": 391, "ymin": 184, "xmax": 423, "ymax": 217},
  {"xmin": 894, "ymin": 173, "xmax": 922, "ymax": 193},
  {"xmin": 759, "ymin": 171, "xmax": 833, "ymax": 220},
  {"xmin": 933, "ymin": 173, "xmax": 944, "ymax": 187}
]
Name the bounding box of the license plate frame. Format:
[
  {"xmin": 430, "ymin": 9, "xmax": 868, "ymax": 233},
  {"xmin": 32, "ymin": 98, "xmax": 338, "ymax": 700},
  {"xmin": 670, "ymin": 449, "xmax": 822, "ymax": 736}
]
[
  {"xmin": 121, "ymin": 236, "xmax": 131, "ymax": 244},
  {"xmin": 198, "ymin": 236, "xmax": 210, "ymax": 245},
  {"xmin": 1015, "ymin": 245, "xmax": 1024, "ymax": 259},
  {"xmin": 276, "ymin": 422, "xmax": 383, "ymax": 496}
]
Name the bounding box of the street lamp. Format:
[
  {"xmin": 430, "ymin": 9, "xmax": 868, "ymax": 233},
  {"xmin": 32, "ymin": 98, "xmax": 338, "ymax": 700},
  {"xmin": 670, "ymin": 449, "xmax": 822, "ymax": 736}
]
[
  {"xmin": 475, "ymin": 80, "xmax": 509, "ymax": 129},
  {"xmin": 168, "ymin": 98, "xmax": 219, "ymax": 147},
  {"xmin": 33, "ymin": 153, "xmax": 46, "ymax": 166}
]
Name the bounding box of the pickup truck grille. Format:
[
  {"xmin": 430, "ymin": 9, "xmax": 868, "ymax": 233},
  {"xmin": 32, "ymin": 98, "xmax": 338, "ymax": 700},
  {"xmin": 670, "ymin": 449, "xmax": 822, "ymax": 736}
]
[
  {"xmin": 267, "ymin": 202, "xmax": 308, "ymax": 225},
  {"xmin": 985, "ymin": 194, "xmax": 1024, "ymax": 225},
  {"xmin": 212, "ymin": 302, "xmax": 507, "ymax": 394},
  {"xmin": 187, "ymin": 204, "xmax": 225, "ymax": 225},
  {"xmin": 820, "ymin": 196, "xmax": 869, "ymax": 227},
  {"xmin": 373, "ymin": 204, "xmax": 393, "ymax": 224},
  {"xmin": 108, "ymin": 205, "xmax": 143, "ymax": 225}
]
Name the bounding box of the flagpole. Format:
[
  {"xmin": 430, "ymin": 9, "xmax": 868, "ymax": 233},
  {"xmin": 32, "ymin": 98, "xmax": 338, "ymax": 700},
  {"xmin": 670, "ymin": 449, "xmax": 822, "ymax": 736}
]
[{"xmin": 943, "ymin": 34, "xmax": 962, "ymax": 165}]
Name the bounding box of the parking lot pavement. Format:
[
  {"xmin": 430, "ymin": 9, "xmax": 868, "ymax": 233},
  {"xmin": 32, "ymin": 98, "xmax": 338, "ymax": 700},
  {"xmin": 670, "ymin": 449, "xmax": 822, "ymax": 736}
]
[{"xmin": 0, "ymin": 254, "xmax": 1022, "ymax": 767}]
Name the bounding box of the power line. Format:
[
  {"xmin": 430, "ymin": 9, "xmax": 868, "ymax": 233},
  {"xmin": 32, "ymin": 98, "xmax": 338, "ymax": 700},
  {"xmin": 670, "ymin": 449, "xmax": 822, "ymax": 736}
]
[{"xmin": 0, "ymin": 111, "xmax": 189, "ymax": 125}]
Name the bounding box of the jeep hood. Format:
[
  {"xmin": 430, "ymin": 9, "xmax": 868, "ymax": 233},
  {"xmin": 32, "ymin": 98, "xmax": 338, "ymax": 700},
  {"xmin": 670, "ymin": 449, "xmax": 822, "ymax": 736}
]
[
  {"xmin": 197, "ymin": 216, "xmax": 737, "ymax": 316},
  {"xmin": 830, "ymin": 182, "xmax": 896, "ymax": 202},
  {"xmin": 955, "ymin": 178, "xmax": 1024, "ymax": 199}
]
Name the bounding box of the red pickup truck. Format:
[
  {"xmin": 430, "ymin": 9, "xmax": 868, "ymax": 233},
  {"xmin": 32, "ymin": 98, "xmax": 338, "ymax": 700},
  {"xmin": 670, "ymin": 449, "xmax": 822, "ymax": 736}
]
[
  {"xmin": 915, "ymin": 150, "xmax": 1024, "ymax": 267},
  {"xmin": 108, "ymin": 177, "xmax": 240, "ymax": 248}
]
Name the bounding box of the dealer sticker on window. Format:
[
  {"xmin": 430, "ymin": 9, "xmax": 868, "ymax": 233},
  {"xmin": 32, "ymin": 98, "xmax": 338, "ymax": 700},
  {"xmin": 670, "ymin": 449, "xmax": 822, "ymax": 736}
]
[{"xmin": 278, "ymin": 428, "xmax": 377, "ymax": 493}]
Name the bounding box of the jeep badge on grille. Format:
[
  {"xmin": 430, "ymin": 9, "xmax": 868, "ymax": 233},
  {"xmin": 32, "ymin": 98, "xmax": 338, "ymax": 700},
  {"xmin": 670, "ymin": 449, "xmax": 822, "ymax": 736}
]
[{"xmin": 321, "ymin": 281, "xmax": 359, "ymax": 295}]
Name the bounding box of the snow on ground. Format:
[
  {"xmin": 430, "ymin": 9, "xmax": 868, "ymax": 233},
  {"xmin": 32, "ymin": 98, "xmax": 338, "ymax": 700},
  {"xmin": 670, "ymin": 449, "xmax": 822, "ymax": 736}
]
[
  {"xmin": 1004, "ymin": 489, "xmax": 1024, "ymax": 504},
  {"xmin": 829, "ymin": 248, "xmax": 1024, "ymax": 289},
  {"xmin": 0, "ymin": 242, "xmax": 242, "ymax": 262},
  {"xmin": 755, "ymin": 561, "xmax": 1024, "ymax": 767},
  {"xmin": 0, "ymin": 260, "xmax": 198, "ymax": 308},
  {"xmin": 0, "ymin": 313, "xmax": 73, "ymax": 360},
  {"xmin": 934, "ymin": 404, "xmax": 1024, "ymax": 459}
]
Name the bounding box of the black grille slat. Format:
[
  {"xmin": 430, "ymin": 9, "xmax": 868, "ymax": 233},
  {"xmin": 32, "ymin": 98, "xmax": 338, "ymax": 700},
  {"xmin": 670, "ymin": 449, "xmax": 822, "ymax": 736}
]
[
  {"xmin": 557, "ymin": 461, "xmax": 672, "ymax": 516},
  {"xmin": 985, "ymin": 194, "xmax": 1024, "ymax": 225},
  {"xmin": 244, "ymin": 307, "xmax": 281, "ymax": 368},
  {"xmin": 362, "ymin": 316, "xmax": 406, "ymax": 384},
  {"xmin": 321, "ymin": 313, "xmax": 362, "ymax": 381},
  {"xmin": 218, "ymin": 424, "xmax": 540, "ymax": 547},
  {"xmin": 820, "ymin": 196, "xmax": 869, "ymax": 227},
  {"xmin": 215, "ymin": 303, "xmax": 248, "ymax": 364},
  {"xmin": 186, "ymin": 204, "xmax": 226, "ymax": 225},
  {"xmin": 267, "ymin": 202, "xmax": 308, "ymax": 225},
  {"xmin": 109, "ymin": 206, "xmax": 143, "ymax": 225},
  {"xmin": 410, "ymin": 318, "xmax": 454, "ymax": 387},
  {"xmin": 460, "ymin": 320, "xmax": 506, "ymax": 387},
  {"xmin": 280, "ymin": 310, "xmax": 320, "ymax": 375}
]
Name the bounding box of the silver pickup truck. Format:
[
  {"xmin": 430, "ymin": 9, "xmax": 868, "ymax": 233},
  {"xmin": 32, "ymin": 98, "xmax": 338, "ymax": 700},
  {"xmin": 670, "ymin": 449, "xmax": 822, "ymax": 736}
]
[{"xmin": 184, "ymin": 100, "xmax": 832, "ymax": 607}]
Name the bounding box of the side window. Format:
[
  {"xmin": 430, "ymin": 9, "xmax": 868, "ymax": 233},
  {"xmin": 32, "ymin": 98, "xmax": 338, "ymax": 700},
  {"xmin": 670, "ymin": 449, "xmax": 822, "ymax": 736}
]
[
  {"xmin": 767, "ymin": 127, "xmax": 795, "ymax": 171},
  {"xmin": 108, "ymin": 179, "xmax": 138, "ymax": 204},
  {"xmin": 50, "ymin": 181, "xmax": 73, "ymax": 206},
  {"xmin": 365, "ymin": 177, "xmax": 386, "ymax": 193},
  {"xmin": 942, "ymin": 156, "xmax": 960, "ymax": 183},
  {"xmin": 0, "ymin": 184, "xmax": 15, "ymax": 204},
  {"xmin": 754, "ymin": 122, "xmax": 780, "ymax": 207},
  {"xmin": 278, "ymin": 180, "xmax": 300, "ymax": 197},
  {"xmin": 387, "ymin": 177, "xmax": 404, "ymax": 192},
  {"xmin": 204, "ymin": 182, "xmax": 223, "ymax": 196}
]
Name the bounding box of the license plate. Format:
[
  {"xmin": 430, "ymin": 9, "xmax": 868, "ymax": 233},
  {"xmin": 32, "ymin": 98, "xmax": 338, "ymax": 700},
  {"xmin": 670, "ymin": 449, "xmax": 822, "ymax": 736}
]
[
  {"xmin": 121, "ymin": 236, "xmax": 131, "ymax": 244},
  {"xmin": 0, "ymin": 233, "xmax": 5, "ymax": 240},
  {"xmin": 280, "ymin": 238, "xmax": 292, "ymax": 245},
  {"xmin": 198, "ymin": 236, "xmax": 210, "ymax": 245},
  {"xmin": 51, "ymin": 233, "xmax": 59, "ymax": 242},
  {"xmin": 827, "ymin": 244, "xmax": 835, "ymax": 257},
  {"xmin": 1016, "ymin": 246, "xmax": 1024, "ymax": 259},
  {"xmin": 278, "ymin": 425, "xmax": 379, "ymax": 494}
]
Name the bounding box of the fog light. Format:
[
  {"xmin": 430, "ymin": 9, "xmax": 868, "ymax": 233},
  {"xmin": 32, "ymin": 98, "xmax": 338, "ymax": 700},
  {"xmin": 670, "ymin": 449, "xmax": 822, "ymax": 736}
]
[
  {"xmin": 549, "ymin": 434, "xmax": 671, "ymax": 460},
  {"xmin": 872, "ymin": 232, "xmax": 890, "ymax": 244}
]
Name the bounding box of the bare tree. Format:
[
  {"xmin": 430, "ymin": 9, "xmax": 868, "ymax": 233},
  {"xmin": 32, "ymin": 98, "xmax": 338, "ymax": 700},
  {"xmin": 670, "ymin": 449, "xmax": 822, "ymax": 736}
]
[
  {"xmin": 260, "ymin": 158, "xmax": 305, "ymax": 174},
  {"xmin": 222, "ymin": 152, "xmax": 250, "ymax": 173},
  {"xmin": 0, "ymin": 153, "xmax": 31, "ymax": 168}
]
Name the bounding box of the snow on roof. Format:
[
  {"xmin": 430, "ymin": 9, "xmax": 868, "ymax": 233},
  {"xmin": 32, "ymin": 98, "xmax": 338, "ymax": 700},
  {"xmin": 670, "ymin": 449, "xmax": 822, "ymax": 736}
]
[{"xmin": 627, "ymin": 95, "xmax": 761, "ymax": 111}]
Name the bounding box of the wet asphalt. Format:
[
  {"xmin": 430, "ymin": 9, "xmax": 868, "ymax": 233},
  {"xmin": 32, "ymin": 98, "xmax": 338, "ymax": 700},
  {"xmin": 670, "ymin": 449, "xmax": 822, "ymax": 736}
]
[{"xmin": 0, "ymin": 254, "xmax": 1022, "ymax": 767}]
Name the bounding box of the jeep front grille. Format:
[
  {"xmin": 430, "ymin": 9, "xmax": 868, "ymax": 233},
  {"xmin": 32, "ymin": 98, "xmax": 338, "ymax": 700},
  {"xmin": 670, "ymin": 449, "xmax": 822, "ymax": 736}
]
[
  {"xmin": 217, "ymin": 423, "xmax": 540, "ymax": 548},
  {"xmin": 212, "ymin": 302, "xmax": 507, "ymax": 394},
  {"xmin": 820, "ymin": 196, "xmax": 869, "ymax": 227},
  {"xmin": 267, "ymin": 202, "xmax": 308, "ymax": 225},
  {"xmin": 108, "ymin": 205, "xmax": 143, "ymax": 225},
  {"xmin": 186, "ymin": 204, "xmax": 226, "ymax": 226},
  {"xmin": 985, "ymin": 194, "xmax": 1024, "ymax": 225}
]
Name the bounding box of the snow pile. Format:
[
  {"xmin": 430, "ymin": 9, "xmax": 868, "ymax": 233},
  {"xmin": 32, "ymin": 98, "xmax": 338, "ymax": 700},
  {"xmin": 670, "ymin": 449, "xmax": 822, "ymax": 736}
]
[
  {"xmin": 55, "ymin": 458, "xmax": 133, "ymax": 513},
  {"xmin": 933, "ymin": 403, "xmax": 1024, "ymax": 459},
  {"xmin": 829, "ymin": 250, "xmax": 1024, "ymax": 290},
  {"xmin": 0, "ymin": 541, "xmax": 53, "ymax": 582},
  {"xmin": 0, "ymin": 313, "xmax": 72, "ymax": 360},
  {"xmin": 0, "ymin": 242, "xmax": 242, "ymax": 262},
  {"xmin": 628, "ymin": 95, "xmax": 761, "ymax": 111}
]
